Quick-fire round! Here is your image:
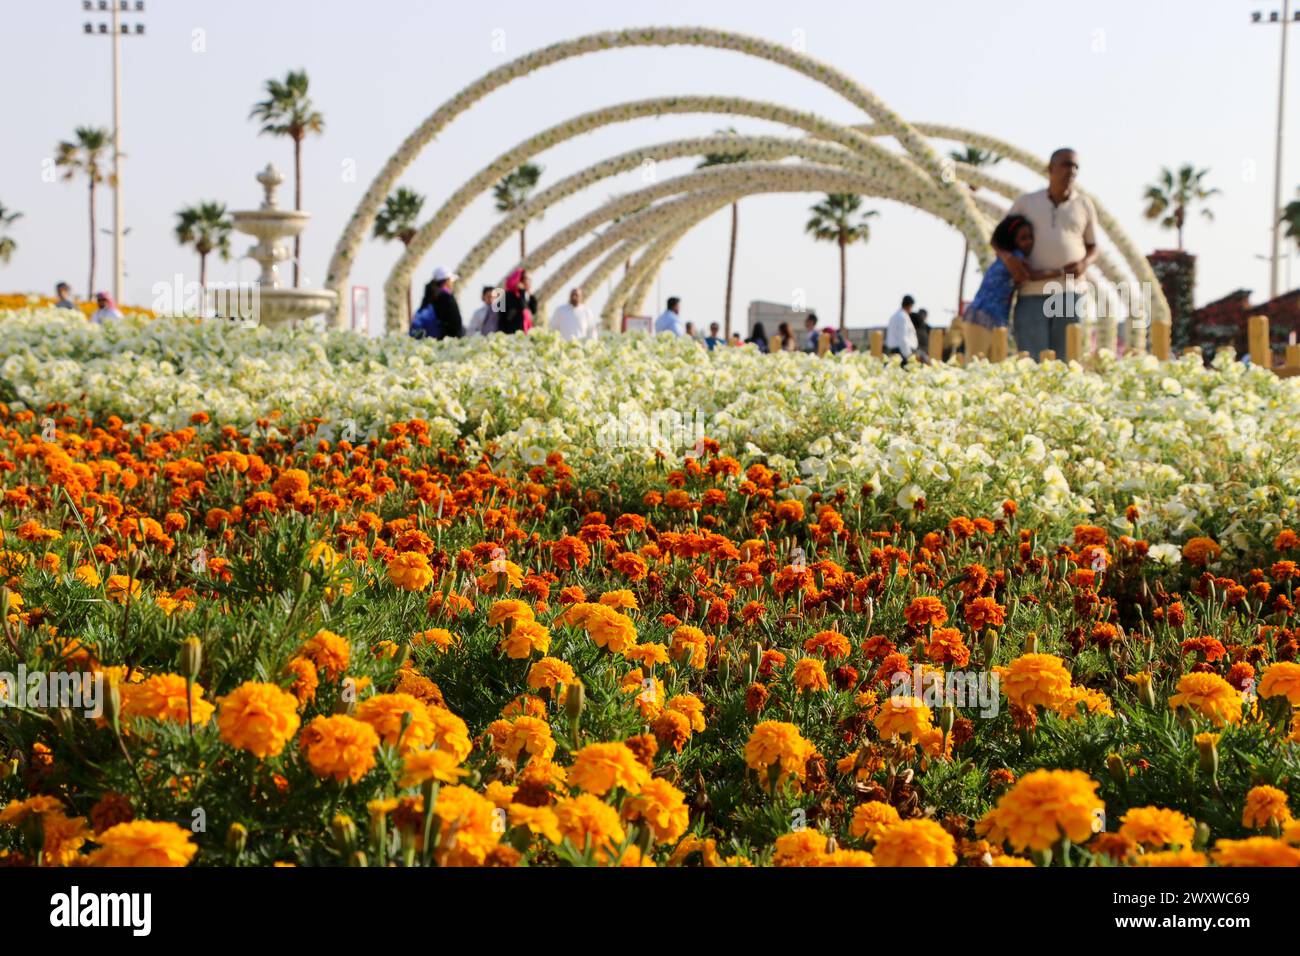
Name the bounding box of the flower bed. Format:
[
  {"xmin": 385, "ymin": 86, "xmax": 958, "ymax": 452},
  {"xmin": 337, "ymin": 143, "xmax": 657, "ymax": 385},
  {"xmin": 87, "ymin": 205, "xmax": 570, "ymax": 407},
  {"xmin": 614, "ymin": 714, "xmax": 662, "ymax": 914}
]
[{"xmin": 0, "ymin": 308, "xmax": 1298, "ymax": 867}]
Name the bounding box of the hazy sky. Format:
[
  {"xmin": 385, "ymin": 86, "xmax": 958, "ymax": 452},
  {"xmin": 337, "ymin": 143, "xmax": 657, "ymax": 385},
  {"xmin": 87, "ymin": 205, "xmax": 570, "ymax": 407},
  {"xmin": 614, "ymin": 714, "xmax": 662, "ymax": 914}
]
[{"xmin": 2, "ymin": 0, "xmax": 1297, "ymax": 333}]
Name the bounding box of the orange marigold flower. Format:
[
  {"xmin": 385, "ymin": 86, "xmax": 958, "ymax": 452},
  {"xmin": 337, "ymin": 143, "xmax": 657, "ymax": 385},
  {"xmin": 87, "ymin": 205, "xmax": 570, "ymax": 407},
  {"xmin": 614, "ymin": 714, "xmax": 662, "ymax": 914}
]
[
  {"xmin": 216, "ymin": 681, "xmax": 302, "ymax": 758},
  {"xmin": 1243, "ymin": 785, "xmax": 1292, "ymax": 830},
  {"xmin": 873, "ymin": 819, "xmax": 957, "ymax": 867},
  {"xmin": 1181, "ymin": 536, "xmax": 1222, "ymax": 566},
  {"xmin": 88, "ymin": 820, "xmax": 197, "ymax": 867},
  {"xmin": 299, "ymin": 714, "xmax": 380, "ymax": 783},
  {"xmin": 990, "ymin": 769, "xmax": 1104, "ymax": 852},
  {"xmin": 1168, "ymin": 672, "xmax": 1243, "ymax": 727},
  {"xmin": 569, "ymin": 742, "xmax": 651, "ymax": 795},
  {"xmin": 301, "ymin": 628, "xmax": 351, "ymax": 681}
]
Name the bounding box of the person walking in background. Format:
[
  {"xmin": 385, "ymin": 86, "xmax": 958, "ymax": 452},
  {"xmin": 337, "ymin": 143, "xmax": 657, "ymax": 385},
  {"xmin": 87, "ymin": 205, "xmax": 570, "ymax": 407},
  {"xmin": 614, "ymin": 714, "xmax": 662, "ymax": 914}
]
[
  {"xmin": 54, "ymin": 282, "xmax": 77, "ymax": 310},
  {"xmin": 655, "ymin": 296, "xmax": 685, "ymax": 335},
  {"xmin": 775, "ymin": 321, "xmax": 795, "ymax": 352},
  {"xmin": 801, "ymin": 313, "xmax": 822, "ymax": 352},
  {"xmin": 885, "ymin": 295, "xmax": 918, "ymax": 360},
  {"xmin": 90, "ymin": 292, "xmax": 123, "ymax": 325},
  {"xmin": 704, "ymin": 322, "xmax": 725, "ymax": 350},
  {"xmin": 412, "ymin": 266, "xmax": 463, "ymax": 339},
  {"xmin": 1005, "ymin": 147, "xmax": 1099, "ymax": 359},
  {"xmin": 500, "ymin": 268, "xmax": 536, "ymax": 334},
  {"xmin": 965, "ymin": 213, "xmax": 1062, "ymax": 357},
  {"xmin": 745, "ymin": 321, "xmax": 769, "ymax": 353},
  {"xmin": 468, "ymin": 285, "xmax": 501, "ymax": 335},
  {"xmin": 551, "ymin": 286, "xmax": 598, "ymax": 340}
]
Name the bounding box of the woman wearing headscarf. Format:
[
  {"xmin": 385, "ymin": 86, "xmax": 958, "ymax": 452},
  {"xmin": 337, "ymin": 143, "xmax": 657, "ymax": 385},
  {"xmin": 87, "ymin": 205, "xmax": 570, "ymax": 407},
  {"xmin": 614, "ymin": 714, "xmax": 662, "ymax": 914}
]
[
  {"xmin": 90, "ymin": 292, "xmax": 123, "ymax": 324},
  {"xmin": 500, "ymin": 268, "xmax": 537, "ymax": 335},
  {"xmin": 745, "ymin": 321, "xmax": 769, "ymax": 353}
]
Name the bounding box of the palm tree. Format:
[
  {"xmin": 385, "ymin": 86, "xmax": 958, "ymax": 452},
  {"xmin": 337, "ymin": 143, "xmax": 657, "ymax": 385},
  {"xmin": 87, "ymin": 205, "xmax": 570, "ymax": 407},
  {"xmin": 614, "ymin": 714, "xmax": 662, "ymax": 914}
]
[
  {"xmin": 250, "ymin": 70, "xmax": 325, "ymax": 286},
  {"xmin": 55, "ymin": 126, "xmax": 111, "ymax": 298},
  {"xmin": 372, "ymin": 187, "xmax": 426, "ymax": 320},
  {"xmin": 698, "ymin": 129, "xmax": 751, "ymax": 338},
  {"xmin": 492, "ymin": 163, "xmax": 543, "ymax": 259},
  {"xmin": 174, "ymin": 202, "xmax": 233, "ymax": 292},
  {"xmin": 1143, "ymin": 165, "xmax": 1220, "ymax": 251},
  {"xmin": 805, "ymin": 194, "xmax": 879, "ymax": 331},
  {"xmin": 0, "ymin": 203, "xmax": 21, "ymax": 265},
  {"xmin": 1283, "ymin": 196, "xmax": 1300, "ymax": 252},
  {"xmin": 950, "ymin": 147, "xmax": 1002, "ymax": 314}
]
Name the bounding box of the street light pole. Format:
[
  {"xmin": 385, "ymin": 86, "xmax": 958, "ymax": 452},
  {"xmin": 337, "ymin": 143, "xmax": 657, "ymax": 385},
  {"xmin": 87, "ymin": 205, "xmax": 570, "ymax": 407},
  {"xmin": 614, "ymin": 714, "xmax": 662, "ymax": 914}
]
[
  {"xmin": 111, "ymin": 1, "xmax": 123, "ymax": 305},
  {"xmin": 1254, "ymin": 4, "xmax": 1297, "ymax": 299},
  {"xmin": 83, "ymin": 2, "xmax": 146, "ymax": 305}
]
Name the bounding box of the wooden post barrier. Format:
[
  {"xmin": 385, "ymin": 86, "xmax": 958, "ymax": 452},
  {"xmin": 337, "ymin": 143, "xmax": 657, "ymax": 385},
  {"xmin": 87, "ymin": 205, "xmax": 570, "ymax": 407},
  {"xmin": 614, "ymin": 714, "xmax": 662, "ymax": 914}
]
[
  {"xmin": 869, "ymin": 330, "xmax": 884, "ymax": 358},
  {"xmin": 1280, "ymin": 344, "xmax": 1300, "ymax": 379},
  {"xmin": 1248, "ymin": 314, "xmax": 1271, "ymax": 369},
  {"xmin": 990, "ymin": 328, "xmax": 1009, "ymax": 362},
  {"xmin": 1150, "ymin": 319, "xmax": 1172, "ymax": 361},
  {"xmin": 928, "ymin": 328, "xmax": 945, "ymax": 362},
  {"xmin": 817, "ymin": 330, "xmax": 832, "ymax": 356},
  {"xmin": 1065, "ymin": 324, "xmax": 1083, "ymax": 363},
  {"xmin": 1182, "ymin": 346, "xmax": 1202, "ymax": 360},
  {"xmin": 1039, "ymin": 349, "xmax": 1056, "ymax": 363}
]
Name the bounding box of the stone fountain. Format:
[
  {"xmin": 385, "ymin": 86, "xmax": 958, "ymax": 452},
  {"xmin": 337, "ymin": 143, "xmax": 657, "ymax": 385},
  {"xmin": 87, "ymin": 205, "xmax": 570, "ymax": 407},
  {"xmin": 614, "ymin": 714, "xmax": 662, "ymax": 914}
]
[{"xmin": 227, "ymin": 164, "xmax": 337, "ymax": 328}]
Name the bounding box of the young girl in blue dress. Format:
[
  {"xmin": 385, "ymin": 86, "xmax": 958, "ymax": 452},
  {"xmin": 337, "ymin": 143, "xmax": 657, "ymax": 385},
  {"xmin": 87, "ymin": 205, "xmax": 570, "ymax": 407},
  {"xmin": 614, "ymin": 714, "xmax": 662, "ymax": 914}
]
[{"xmin": 963, "ymin": 214, "xmax": 1063, "ymax": 357}]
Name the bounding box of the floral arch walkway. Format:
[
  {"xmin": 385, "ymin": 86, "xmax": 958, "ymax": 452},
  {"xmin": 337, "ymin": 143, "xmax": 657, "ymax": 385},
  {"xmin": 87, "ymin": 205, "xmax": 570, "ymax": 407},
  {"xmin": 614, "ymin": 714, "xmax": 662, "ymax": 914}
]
[{"xmin": 325, "ymin": 26, "xmax": 1167, "ymax": 346}]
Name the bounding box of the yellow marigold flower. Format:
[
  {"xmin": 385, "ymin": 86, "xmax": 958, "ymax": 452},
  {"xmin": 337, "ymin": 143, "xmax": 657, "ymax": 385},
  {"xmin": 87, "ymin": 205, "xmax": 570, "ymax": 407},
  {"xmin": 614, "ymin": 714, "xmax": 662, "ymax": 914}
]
[
  {"xmin": 584, "ymin": 604, "xmax": 638, "ymax": 654},
  {"xmin": 989, "ymin": 854, "xmax": 1036, "ymax": 867},
  {"xmin": 498, "ymin": 619, "xmax": 550, "ymax": 659},
  {"xmin": 666, "ymin": 693, "xmax": 706, "ymax": 733},
  {"xmin": 669, "ymin": 625, "xmax": 709, "ymax": 669},
  {"xmin": 743, "ymin": 720, "xmax": 816, "ymax": 785},
  {"xmin": 874, "ymin": 696, "xmax": 934, "ymax": 740},
  {"xmin": 991, "ymin": 769, "xmax": 1104, "ymax": 852},
  {"xmin": 123, "ymin": 673, "xmax": 215, "ymax": 725},
  {"xmin": 432, "ymin": 785, "xmax": 502, "ymax": 866},
  {"xmin": 105, "ymin": 574, "xmax": 142, "ymax": 605},
  {"xmin": 1212, "ymin": 836, "xmax": 1300, "ymax": 867},
  {"xmin": 1118, "ymin": 806, "xmax": 1196, "ymax": 848},
  {"xmin": 1053, "ymin": 684, "xmax": 1115, "ymax": 721},
  {"xmin": 301, "ymin": 628, "xmax": 350, "ymax": 681},
  {"xmin": 488, "ymin": 599, "xmax": 535, "ymax": 628},
  {"xmin": 38, "ymin": 810, "xmax": 91, "ymax": 866},
  {"xmin": 569, "ymin": 741, "xmax": 650, "ymax": 795},
  {"xmin": 623, "ymin": 777, "xmax": 690, "ymax": 843},
  {"xmin": 476, "ymin": 559, "xmax": 524, "ymax": 593},
  {"xmin": 814, "ymin": 848, "xmax": 875, "ymax": 866},
  {"xmin": 398, "ymin": 747, "xmax": 466, "ymax": 788},
  {"xmin": 1258, "ymin": 662, "xmax": 1300, "ymax": 706},
  {"xmin": 307, "ymin": 540, "xmax": 341, "ymax": 573},
  {"xmin": 668, "ymin": 834, "xmax": 723, "ymax": 867},
  {"xmin": 0, "ymin": 794, "xmax": 65, "ymax": 826},
  {"xmin": 386, "ymin": 551, "xmax": 434, "ymax": 591},
  {"xmin": 299, "ymin": 714, "xmax": 380, "ymax": 783},
  {"xmin": 772, "ymin": 830, "xmax": 830, "ymax": 866},
  {"xmin": 1000, "ymin": 653, "xmax": 1073, "ymax": 712},
  {"xmin": 527, "ymin": 656, "xmax": 576, "ymax": 695},
  {"xmin": 793, "ymin": 656, "xmax": 830, "ymax": 693},
  {"xmin": 598, "ymin": 589, "xmax": 638, "ymax": 610},
  {"xmin": 1243, "ymin": 785, "xmax": 1292, "ymax": 830},
  {"xmin": 508, "ymin": 804, "xmax": 562, "ymax": 844},
  {"xmin": 849, "ymin": 801, "xmax": 903, "ymax": 842},
  {"xmin": 1168, "ymin": 672, "xmax": 1243, "ymax": 727},
  {"xmin": 88, "ymin": 820, "xmax": 197, "ymax": 867},
  {"xmin": 1283, "ymin": 819, "xmax": 1300, "ymax": 845},
  {"xmin": 1132, "ymin": 848, "xmax": 1208, "ymax": 866},
  {"xmin": 216, "ymin": 681, "xmax": 302, "ymax": 758},
  {"xmin": 873, "ymin": 818, "xmax": 957, "ymax": 867},
  {"xmin": 554, "ymin": 793, "xmax": 626, "ymax": 858},
  {"xmin": 355, "ymin": 693, "xmax": 436, "ymax": 753},
  {"xmin": 625, "ymin": 641, "xmax": 670, "ymax": 667},
  {"xmin": 502, "ymin": 715, "xmax": 556, "ymax": 762},
  {"xmin": 411, "ymin": 628, "xmax": 458, "ymax": 652},
  {"xmin": 427, "ymin": 705, "xmax": 473, "ymax": 762},
  {"xmin": 483, "ymin": 781, "xmax": 516, "ymax": 808},
  {"xmin": 74, "ymin": 564, "xmax": 101, "ymax": 587}
]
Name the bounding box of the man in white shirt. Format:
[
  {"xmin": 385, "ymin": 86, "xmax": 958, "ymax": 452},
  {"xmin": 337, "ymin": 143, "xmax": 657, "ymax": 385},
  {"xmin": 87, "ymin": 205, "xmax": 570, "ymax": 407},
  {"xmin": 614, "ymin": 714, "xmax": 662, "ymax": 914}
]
[
  {"xmin": 884, "ymin": 294, "xmax": 918, "ymax": 360},
  {"xmin": 550, "ymin": 287, "xmax": 598, "ymax": 340},
  {"xmin": 1005, "ymin": 147, "xmax": 1099, "ymax": 360},
  {"xmin": 654, "ymin": 297, "xmax": 685, "ymax": 336}
]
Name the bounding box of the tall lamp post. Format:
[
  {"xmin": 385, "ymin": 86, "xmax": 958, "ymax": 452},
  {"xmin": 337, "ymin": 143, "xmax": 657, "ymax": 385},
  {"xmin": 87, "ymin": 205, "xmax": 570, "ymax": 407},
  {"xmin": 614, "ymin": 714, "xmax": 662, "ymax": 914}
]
[
  {"xmin": 83, "ymin": 1, "xmax": 146, "ymax": 306},
  {"xmin": 1253, "ymin": 3, "xmax": 1298, "ymax": 299}
]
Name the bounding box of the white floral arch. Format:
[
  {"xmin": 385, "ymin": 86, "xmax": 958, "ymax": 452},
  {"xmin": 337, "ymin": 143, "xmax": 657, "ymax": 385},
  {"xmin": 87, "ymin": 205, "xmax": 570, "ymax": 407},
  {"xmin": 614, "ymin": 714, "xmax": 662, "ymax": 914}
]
[{"xmin": 327, "ymin": 25, "xmax": 990, "ymax": 328}]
